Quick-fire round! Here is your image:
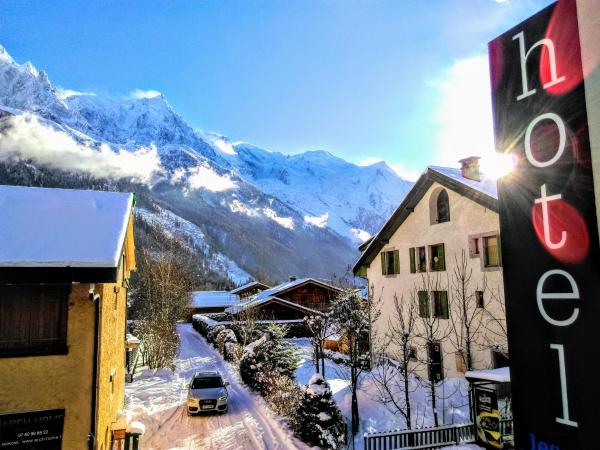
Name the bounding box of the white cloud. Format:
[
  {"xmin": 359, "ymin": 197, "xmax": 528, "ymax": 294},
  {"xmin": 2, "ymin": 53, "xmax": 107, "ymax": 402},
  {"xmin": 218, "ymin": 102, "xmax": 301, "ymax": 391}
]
[
  {"xmin": 211, "ymin": 138, "xmax": 237, "ymax": 155},
  {"xmin": 128, "ymin": 89, "xmax": 162, "ymax": 99},
  {"xmin": 431, "ymin": 54, "xmax": 496, "ymax": 167},
  {"xmin": 263, "ymin": 208, "xmax": 294, "ymax": 230},
  {"xmin": 0, "ymin": 115, "xmax": 161, "ymax": 183},
  {"xmin": 187, "ymin": 164, "xmax": 237, "ymax": 192},
  {"xmin": 351, "ymin": 228, "xmax": 371, "ymax": 243},
  {"xmin": 304, "ymin": 212, "xmax": 329, "ymax": 228},
  {"xmin": 55, "ymin": 88, "xmax": 95, "ymax": 100}
]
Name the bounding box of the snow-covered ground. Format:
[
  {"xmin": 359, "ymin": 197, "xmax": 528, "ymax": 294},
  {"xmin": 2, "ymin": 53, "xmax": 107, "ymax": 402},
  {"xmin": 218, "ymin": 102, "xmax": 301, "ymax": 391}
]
[
  {"xmin": 125, "ymin": 324, "xmax": 308, "ymax": 449},
  {"xmin": 292, "ymin": 338, "xmax": 471, "ymax": 449}
]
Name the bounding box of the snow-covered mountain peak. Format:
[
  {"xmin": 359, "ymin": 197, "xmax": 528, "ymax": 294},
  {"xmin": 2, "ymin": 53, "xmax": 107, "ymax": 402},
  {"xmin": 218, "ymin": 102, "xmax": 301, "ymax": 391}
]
[{"xmin": 0, "ymin": 45, "xmax": 14, "ymax": 63}]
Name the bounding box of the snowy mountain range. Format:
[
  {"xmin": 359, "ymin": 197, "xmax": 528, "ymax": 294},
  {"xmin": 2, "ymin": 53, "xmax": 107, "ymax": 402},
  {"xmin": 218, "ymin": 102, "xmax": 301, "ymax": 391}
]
[{"xmin": 0, "ymin": 44, "xmax": 413, "ymax": 282}]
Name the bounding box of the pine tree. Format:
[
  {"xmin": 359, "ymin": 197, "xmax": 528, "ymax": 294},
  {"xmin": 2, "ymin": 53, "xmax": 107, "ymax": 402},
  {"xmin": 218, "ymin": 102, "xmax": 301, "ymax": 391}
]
[{"xmin": 295, "ymin": 374, "xmax": 346, "ymax": 449}]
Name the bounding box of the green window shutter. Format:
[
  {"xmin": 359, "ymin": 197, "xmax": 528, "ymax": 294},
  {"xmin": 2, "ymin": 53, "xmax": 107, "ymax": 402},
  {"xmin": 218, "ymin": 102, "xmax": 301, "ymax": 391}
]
[
  {"xmin": 439, "ymin": 244, "xmax": 446, "ymax": 271},
  {"xmin": 393, "ymin": 250, "xmax": 400, "ymax": 274},
  {"xmin": 440, "ymin": 291, "xmax": 449, "ymax": 319},
  {"xmin": 409, "ymin": 248, "xmax": 416, "ymax": 273},
  {"xmin": 381, "ymin": 252, "xmax": 387, "ymax": 275},
  {"xmin": 418, "ymin": 291, "xmax": 429, "ymax": 317},
  {"xmin": 356, "ymin": 265, "xmax": 368, "ymax": 277}
]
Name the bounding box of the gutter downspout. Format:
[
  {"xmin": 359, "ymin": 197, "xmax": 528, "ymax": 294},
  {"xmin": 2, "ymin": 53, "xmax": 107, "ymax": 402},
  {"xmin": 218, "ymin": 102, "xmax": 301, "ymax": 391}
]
[{"xmin": 88, "ymin": 286, "xmax": 101, "ymax": 450}]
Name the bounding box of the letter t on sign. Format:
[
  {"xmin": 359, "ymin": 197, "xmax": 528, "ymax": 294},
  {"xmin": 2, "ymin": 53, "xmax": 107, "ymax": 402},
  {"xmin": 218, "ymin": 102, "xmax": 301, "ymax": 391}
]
[{"xmin": 535, "ymin": 184, "xmax": 567, "ymax": 249}]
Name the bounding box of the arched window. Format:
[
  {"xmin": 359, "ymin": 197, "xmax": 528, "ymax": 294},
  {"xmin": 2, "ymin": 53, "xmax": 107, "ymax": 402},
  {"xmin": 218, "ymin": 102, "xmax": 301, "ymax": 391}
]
[{"xmin": 436, "ymin": 189, "xmax": 450, "ymax": 223}]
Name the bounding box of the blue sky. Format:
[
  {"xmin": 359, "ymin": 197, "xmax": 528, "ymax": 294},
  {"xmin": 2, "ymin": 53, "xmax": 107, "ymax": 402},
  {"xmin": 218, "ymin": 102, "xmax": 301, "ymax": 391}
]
[{"xmin": 0, "ymin": 0, "xmax": 552, "ymax": 179}]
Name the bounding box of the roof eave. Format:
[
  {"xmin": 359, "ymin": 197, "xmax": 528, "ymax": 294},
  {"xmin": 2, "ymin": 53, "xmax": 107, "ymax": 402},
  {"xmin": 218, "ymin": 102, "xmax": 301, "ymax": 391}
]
[{"xmin": 352, "ymin": 168, "xmax": 498, "ymax": 274}]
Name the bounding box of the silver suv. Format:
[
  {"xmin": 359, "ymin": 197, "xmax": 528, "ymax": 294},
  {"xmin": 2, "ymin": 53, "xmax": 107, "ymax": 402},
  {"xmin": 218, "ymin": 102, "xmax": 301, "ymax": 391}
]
[{"xmin": 187, "ymin": 370, "xmax": 229, "ymax": 414}]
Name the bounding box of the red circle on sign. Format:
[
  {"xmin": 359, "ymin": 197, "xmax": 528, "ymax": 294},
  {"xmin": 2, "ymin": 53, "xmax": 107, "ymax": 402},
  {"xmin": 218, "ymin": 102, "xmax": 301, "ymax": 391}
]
[{"xmin": 531, "ymin": 198, "xmax": 589, "ymax": 264}]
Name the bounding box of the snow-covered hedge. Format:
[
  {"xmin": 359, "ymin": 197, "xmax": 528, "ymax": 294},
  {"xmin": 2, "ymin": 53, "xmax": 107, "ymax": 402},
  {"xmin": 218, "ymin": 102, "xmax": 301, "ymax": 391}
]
[
  {"xmin": 240, "ymin": 325, "xmax": 300, "ymax": 394},
  {"xmin": 216, "ymin": 328, "xmax": 238, "ymax": 360}
]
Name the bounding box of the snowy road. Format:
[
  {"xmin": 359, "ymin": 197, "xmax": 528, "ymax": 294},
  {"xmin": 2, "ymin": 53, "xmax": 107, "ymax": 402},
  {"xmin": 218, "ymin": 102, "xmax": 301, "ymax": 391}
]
[{"xmin": 125, "ymin": 323, "xmax": 308, "ymax": 450}]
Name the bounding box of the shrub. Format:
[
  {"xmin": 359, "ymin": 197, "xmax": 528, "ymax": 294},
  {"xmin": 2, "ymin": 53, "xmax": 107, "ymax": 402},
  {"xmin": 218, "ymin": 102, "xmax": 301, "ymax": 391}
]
[
  {"xmin": 206, "ymin": 325, "xmax": 226, "ymax": 344},
  {"xmin": 239, "ymin": 324, "xmax": 300, "ymax": 394},
  {"xmin": 264, "ymin": 374, "xmax": 302, "ymax": 420},
  {"xmin": 216, "ymin": 328, "xmax": 238, "ymax": 358},
  {"xmin": 295, "ymin": 374, "xmax": 346, "ymax": 449}
]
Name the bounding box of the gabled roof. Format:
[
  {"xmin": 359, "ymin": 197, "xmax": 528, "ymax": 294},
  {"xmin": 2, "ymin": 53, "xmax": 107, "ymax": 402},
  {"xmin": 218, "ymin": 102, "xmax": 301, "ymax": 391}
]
[
  {"xmin": 352, "ymin": 166, "xmax": 498, "ymax": 274},
  {"xmin": 251, "ymin": 277, "xmax": 342, "ymax": 302},
  {"xmin": 190, "ymin": 291, "xmax": 240, "ymax": 309},
  {"xmin": 225, "ymin": 277, "xmax": 341, "ymax": 315},
  {"xmin": 0, "ymin": 185, "xmax": 135, "ymax": 283},
  {"xmin": 225, "ymin": 295, "xmax": 320, "ymax": 316},
  {"xmin": 230, "ymin": 281, "xmax": 271, "ymax": 295}
]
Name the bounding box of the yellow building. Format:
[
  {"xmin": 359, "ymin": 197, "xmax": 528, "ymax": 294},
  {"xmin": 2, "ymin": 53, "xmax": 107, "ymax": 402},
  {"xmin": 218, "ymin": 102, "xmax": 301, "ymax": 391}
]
[
  {"xmin": 353, "ymin": 159, "xmax": 508, "ymax": 380},
  {"xmin": 0, "ymin": 185, "xmax": 136, "ymax": 450}
]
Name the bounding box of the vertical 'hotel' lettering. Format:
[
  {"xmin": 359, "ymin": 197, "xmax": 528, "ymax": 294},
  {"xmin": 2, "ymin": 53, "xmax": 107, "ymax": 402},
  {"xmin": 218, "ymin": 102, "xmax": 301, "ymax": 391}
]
[{"xmin": 489, "ymin": 1, "xmax": 599, "ymax": 448}]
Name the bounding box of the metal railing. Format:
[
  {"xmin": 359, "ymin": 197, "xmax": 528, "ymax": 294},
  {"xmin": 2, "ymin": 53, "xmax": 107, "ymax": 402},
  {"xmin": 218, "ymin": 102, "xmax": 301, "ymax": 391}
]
[
  {"xmin": 364, "ymin": 419, "xmax": 513, "ymax": 450},
  {"xmin": 364, "ymin": 423, "xmax": 475, "ymax": 450}
]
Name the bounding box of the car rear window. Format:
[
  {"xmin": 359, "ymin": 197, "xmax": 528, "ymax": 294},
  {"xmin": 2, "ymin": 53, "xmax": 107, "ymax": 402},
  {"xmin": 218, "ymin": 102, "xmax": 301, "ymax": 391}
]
[{"xmin": 191, "ymin": 377, "xmax": 223, "ymax": 389}]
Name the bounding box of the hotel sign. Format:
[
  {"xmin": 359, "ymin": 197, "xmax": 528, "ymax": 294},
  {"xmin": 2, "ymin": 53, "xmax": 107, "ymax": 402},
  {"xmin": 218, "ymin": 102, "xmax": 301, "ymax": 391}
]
[
  {"xmin": 0, "ymin": 409, "xmax": 64, "ymax": 449},
  {"xmin": 489, "ymin": 1, "xmax": 599, "ymax": 448}
]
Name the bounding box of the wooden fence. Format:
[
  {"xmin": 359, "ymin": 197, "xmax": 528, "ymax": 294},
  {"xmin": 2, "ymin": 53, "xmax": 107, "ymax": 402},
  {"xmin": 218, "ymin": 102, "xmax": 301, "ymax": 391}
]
[{"xmin": 364, "ymin": 419, "xmax": 513, "ymax": 450}]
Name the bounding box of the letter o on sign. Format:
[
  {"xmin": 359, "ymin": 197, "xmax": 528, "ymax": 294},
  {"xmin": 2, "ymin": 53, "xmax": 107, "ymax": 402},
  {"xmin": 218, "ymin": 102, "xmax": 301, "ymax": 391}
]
[{"xmin": 525, "ymin": 112, "xmax": 567, "ymax": 168}]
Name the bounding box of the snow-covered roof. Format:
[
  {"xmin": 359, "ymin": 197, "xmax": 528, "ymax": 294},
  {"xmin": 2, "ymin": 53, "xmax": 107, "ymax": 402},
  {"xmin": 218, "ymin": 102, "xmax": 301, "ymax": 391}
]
[
  {"xmin": 465, "ymin": 367, "xmax": 510, "ymax": 383},
  {"xmin": 230, "ymin": 280, "xmax": 270, "ymax": 295},
  {"xmin": 353, "ymin": 165, "xmax": 499, "ymax": 274},
  {"xmin": 252, "ymin": 277, "xmax": 340, "ymax": 301},
  {"xmin": 225, "ymin": 295, "xmax": 320, "ymax": 315},
  {"xmin": 0, "ymin": 185, "xmax": 133, "ymax": 268},
  {"xmin": 428, "ymin": 166, "xmax": 498, "ymax": 199},
  {"xmin": 190, "ymin": 291, "xmax": 240, "ymax": 308}
]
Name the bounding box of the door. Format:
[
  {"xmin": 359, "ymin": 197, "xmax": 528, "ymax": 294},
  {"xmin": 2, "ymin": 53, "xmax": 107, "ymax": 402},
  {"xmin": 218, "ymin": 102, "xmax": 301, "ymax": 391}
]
[{"xmin": 428, "ymin": 342, "xmax": 444, "ymax": 381}]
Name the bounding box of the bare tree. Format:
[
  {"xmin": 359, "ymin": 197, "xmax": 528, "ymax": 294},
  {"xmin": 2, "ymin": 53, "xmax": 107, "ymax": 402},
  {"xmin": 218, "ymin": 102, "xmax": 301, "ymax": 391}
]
[
  {"xmin": 305, "ymin": 312, "xmax": 334, "ymax": 377},
  {"xmin": 372, "ymin": 291, "xmax": 422, "ymax": 430},
  {"xmin": 447, "ymin": 250, "xmax": 486, "ymax": 373},
  {"xmin": 230, "ymin": 304, "xmax": 264, "ymax": 350},
  {"xmin": 130, "ymin": 245, "xmax": 192, "ymax": 369},
  {"xmin": 330, "ymin": 287, "xmax": 380, "ymax": 435},
  {"xmin": 481, "ymin": 283, "xmax": 509, "ymax": 362},
  {"xmin": 414, "ymin": 274, "xmax": 451, "ymax": 427}
]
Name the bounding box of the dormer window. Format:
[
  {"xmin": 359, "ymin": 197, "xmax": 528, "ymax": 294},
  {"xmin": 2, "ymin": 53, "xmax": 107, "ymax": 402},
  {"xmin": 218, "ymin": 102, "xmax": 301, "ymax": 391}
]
[{"xmin": 429, "ymin": 187, "xmax": 450, "ymax": 224}]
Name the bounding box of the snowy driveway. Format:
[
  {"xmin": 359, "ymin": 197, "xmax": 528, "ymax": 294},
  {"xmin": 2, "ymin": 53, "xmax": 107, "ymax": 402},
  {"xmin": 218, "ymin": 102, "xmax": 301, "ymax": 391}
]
[{"xmin": 125, "ymin": 323, "xmax": 308, "ymax": 450}]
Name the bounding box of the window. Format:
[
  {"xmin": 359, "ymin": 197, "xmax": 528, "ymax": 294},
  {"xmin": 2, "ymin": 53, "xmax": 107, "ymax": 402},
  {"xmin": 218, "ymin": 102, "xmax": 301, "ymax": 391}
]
[
  {"xmin": 380, "ymin": 250, "xmax": 400, "ymax": 275},
  {"xmin": 469, "ymin": 236, "xmax": 480, "ymax": 257},
  {"xmin": 0, "ymin": 285, "xmax": 69, "ymax": 357},
  {"xmin": 476, "ymin": 290, "xmax": 484, "ymax": 308},
  {"xmin": 428, "ymin": 342, "xmax": 444, "ymax": 381},
  {"xmin": 429, "ymin": 243, "xmax": 446, "ymax": 271},
  {"xmin": 483, "ymin": 235, "xmax": 501, "ymax": 267},
  {"xmin": 432, "ymin": 291, "xmax": 449, "ymax": 319},
  {"xmin": 492, "ymin": 349, "xmax": 510, "ymax": 368},
  {"xmin": 418, "ymin": 291, "xmax": 430, "ymax": 317},
  {"xmin": 409, "ymin": 247, "xmax": 427, "ymax": 273},
  {"xmin": 436, "ymin": 189, "xmax": 450, "ymax": 223}
]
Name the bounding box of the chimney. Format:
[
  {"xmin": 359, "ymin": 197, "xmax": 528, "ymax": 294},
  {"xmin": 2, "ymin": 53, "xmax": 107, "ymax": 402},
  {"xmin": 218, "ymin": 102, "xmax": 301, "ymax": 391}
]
[
  {"xmin": 459, "ymin": 156, "xmax": 481, "ymax": 181},
  {"xmin": 289, "ymin": 276, "xmax": 297, "ymax": 282}
]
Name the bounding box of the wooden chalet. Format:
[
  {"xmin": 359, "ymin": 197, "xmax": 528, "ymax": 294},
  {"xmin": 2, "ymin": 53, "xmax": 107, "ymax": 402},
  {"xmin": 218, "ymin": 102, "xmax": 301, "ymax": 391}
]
[{"xmin": 225, "ymin": 277, "xmax": 343, "ymax": 321}]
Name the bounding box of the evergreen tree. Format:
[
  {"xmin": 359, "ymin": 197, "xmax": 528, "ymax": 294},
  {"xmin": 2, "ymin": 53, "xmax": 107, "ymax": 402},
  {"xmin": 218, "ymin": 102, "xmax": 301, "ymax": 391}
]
[
  {"xmin": 295, "ymin": 374, "xmax": 346, "ymax": 449},
  {"xmin": 239, "ymin": 324, "xmax": 300, "ymax": 394}
]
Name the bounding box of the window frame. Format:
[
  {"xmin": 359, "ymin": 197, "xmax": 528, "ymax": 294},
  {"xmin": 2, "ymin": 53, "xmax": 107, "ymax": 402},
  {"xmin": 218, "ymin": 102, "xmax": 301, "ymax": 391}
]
[
  {"xmin": 432, "ymin": 290, "xmax": 449, "ymax": 319},
  {"xmin": 482, "ymin": 235, "xmax": 501, "ymax": 268},
  {"xmin": 436, "ymin": 189, "xmax": 450, "ymax": 223},
  {"xmin": 429, "ymin": 243, "xmax": 446, "ymax": 272},
  {"xmin": 380, "ymin": 249, "xmax": 400, "ymax": 276}
]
